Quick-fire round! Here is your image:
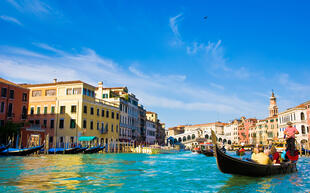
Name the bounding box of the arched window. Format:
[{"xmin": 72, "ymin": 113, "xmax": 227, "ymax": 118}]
[
  {"xmin": 205, "ymin": 134, "xmax": 209, "ymax": 139},
  {"xmin": 219, "ymin": 138, "xmax": 222, "ymax": 142},
  {"xmin": 183, "ymin": 136, "xmax": 186, "ymax": 141},
  {"xmin": 187, "ymin": 135, "xmax": 191, "ymax": 140},
  {"xmin": 178, "ymin": 137, "xmax": 182, "ymax": 142},
  {"xmin": 301, "ymin": 112, "xmax": 305, "ymax": 120},
  {"xmin": 307, "ymin": 127, "xmax": 309, "ymax": 133},
  {"xmin": 301, "ymin": 125, "xmax": 306, "ymax": 134},
  {"xmin": 228, "ymin": 140, "xmax": 232, "ymax": 145},
  {"xmin": 223, "ymin": 139, "xmax": 227, "ymax": 144},
  {"xmin": 192, "ymin": 134, "xmax": 195, "ymax": 139}
]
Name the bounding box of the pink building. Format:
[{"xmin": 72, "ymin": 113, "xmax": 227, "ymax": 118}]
[{"xmin": 242, "ymin": 118, "xmax": 257, "ymax": 144}]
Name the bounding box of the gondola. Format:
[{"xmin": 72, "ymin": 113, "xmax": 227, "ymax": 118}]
[
  {"xmin": 84, "ymin": 146, "xmax": 104, "ymax": 154},
  {"xmin": 48, "ymin": 147, "xmax": 80, "ymax": 154},
  {"xmin": 236, "ymin": 150, "xmax": 245, "ymax": 156},
  {"xmin": 211, "ymin": 130, "xmax": 297, "ymax": 177},
  {"xmin": 0, "ymin": 145, "xmax": 44, "ymax": 156},
  {"xmin": 74, "ymin": 147, "xmax": 88, "ymax": 154},
  {"xmin": 0, "ymin": 143, "xmax": 10, "ymax": 153},
  {"xmin": 201, "ymin": 150, "xmax": 214, "ymax": 157}
]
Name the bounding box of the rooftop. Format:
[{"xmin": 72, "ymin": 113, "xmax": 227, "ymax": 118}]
[{"xmin": 0, "ymin": 78, "xmax": 28, "ymax": 90}]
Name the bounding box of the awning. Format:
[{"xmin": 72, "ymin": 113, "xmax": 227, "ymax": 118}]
[{"xmin": 78, "ymin": 136, "xmax": 97, "ymax": 142}]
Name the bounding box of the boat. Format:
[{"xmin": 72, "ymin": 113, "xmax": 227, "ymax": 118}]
[
  {"xmin": 200, "ymin": 143, "xmax": 215, "ymax": 157},
  {"xmin": 202, "ymin": 150, "xmax": 214, "ymax": 157},
  {"xmin": 0, "ymin": 145, "xmax": 44, "ymax": 156},
  {"xmin": 84, "ymin": 146, "xmax": 103, "ymax": 154},
  {"xmin": 211, "ymin": 130, "xmax": 297, "ymax": 177},
  {"xmin": 236, "ymin": 150, "xmax": 245, "ymax": 156},
  {"xmin": 48, "ymin": 147, "xmax": 81, "ymax": 154},
  {"xmin": 74, "ymin": 146, "xmax": 88, "ymax": 154},
  {"xmin": 0, "ymin": 143, "xmax": 10, "ymax": 152}
]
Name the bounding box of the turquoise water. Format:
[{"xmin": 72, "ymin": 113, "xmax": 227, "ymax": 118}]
[{"xmin": 0, "ymin": 151, "xmax": 309, "ymax": 192}]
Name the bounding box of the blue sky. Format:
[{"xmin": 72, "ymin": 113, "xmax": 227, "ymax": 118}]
[{"xmin": 1, "ymin": 0, "xmax": 310, "ymax": 127}]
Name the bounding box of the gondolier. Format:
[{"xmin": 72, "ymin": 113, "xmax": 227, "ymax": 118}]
[{"xmin": 284, "ymin": 121, "xmax": 299, "ymax": 156}]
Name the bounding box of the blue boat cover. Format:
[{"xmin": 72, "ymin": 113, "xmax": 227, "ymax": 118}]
[{"xmin": 78, "ymin": 136, "xmax": 97, "ymax": 142}]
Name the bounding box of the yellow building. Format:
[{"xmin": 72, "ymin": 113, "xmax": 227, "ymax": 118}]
[{"xmin": 23, "ymin": 79, "xmax": 120, "ymax": 151}]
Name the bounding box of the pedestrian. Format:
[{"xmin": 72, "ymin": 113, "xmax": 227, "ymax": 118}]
[{"xmin": 284, "ymin": 121, "xmax": 299, "ymax": 156}]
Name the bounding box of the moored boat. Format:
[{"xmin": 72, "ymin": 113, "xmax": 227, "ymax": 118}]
[
  {"xmin": 84, "ymin": 146, "xmax": 102, "ymax": 154},
  {"xmin": 0, "ymin": 143, "xmax": 10, "ymax": 153},
  {"xmin": 211, "ymin": 130, "xmax": 297, "ymax": 177},
  {"xmin": 202, "ymin": 150, "xmax": 214, "ymax": 157},
  {"xmin": 0, "ymin": 145, "xmax": 44, "ymax": 156}
]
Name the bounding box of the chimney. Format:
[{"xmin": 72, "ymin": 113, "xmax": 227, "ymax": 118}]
[{"xmin": 53, "ymin": 78, "xmax": 57, "ymax": 83}]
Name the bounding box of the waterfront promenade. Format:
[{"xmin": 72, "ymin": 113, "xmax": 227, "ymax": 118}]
[{"xmin": 0, "ymin": 152, "xmax": 309, "ymax": 192}]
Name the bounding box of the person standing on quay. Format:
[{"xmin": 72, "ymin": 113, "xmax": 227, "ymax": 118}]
[{"xmin": 284, "ymin": 121, "xmax": 299, "ymax": 156}]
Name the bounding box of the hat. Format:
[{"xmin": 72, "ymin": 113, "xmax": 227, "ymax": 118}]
[{"xmin": 287, "ymin": 121, "xmax": 292, "ymax": 126}]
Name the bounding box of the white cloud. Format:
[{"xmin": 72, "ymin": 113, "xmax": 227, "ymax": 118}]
[
  {"xmin": 0, "ymin": 15, "xmax": 22, "ymax": 26},
  {"xmin": 169, "ymin": 13, "xmax": 183, "ymax": 46},
  {"xmin": 6, "ymin": 0, "xmax": 58, "ymax": 16},
  {"xmin": 209, "ymin": 82, "xmax": 224, "ymax": 90},
  {"xmin": 0, "ymin": 45, "xmax": 268, "ymax": 126}
]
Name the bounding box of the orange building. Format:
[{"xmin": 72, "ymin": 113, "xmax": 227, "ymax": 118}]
[
  {"xmin": 0, "ymin": 78, "xmax": 29, "ymax": 126},
  {"xmin": 0, "ymin": 78, "xmax": 29, "ymax": 145}
]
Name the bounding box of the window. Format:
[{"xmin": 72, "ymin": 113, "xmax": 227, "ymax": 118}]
[
  {"xmin": 21, "ymin": 106, "xmax": 27, "ymax": 119},
  {"xmin": 8, "ymin": 103, "xmax": 13, "ymax": 117},
  {"xmin": 106, "ymin": 110, "xmax": 109, "ymax": 118},
  {"xmin": 43, "ymin": 120, "xmax": 47, "ymax": 128},
  {"xmin": 49, "ymin": 136, "xmax": 53, "ymax": 143},
  {"xmin": 59, "ymin": 119, "xmax": 64, "ymax": 129},
  {"xmin": 35, "ymin": 120, "xmax": 40, "ymax": 125},
  {"xmin": 101, "ymin": 109, "xmax": 105, "ymax": 117},
  {"xmin": 60, "ymin": 106, "xmax": 65, "ymax": 114},
  {"xmin": 90, "ymin": 107, "xmax": 94, "ymax": 115},
  {"xmin": 44, "ymin": 106, "xmax": 48, "ymax": 114},
  {"xmin": 83, "ymin": 120, "xmax": 87, "ymax": 129},
  {"xmin": 9, "ymin": 90, "xmax": 14, "ymax": 99},
  {"xmin": 73, "ymin": 88, "xmax": 81, "ymax": 95},
  {"xmin": 301, "ymin": 125, "xmax": 306, "ymax": 134},
  {"xmin": 0, "ymin": 102, "xmax": 4, "ymax": 113},
  {"xmin": 51, "ymin": 106, "xmax": 55, "ymax": 114},
  {"xmin": 116, "ymin": 125, "xmax": 118, "ymax": 133},
  {"xmin": 50, "ymin": 120, "xmax": 54, "ymax": 128},
  {"xmin": 32, "ymin": 90, "xmax": 42, "ymax": 97},
  {"xmin": 102, "ymin": 94, "xmax": 108, "ymax": 98},
  {"xmin": 71, "ymin": 105, "xmax": 76, "ymax": 113},
  {"xmin": 83, "ymin": 105, "xmax": 87, "ymax": 114},
  {"xmin": 301, "ymin": 112, "xmax": 305, "ymax": 120},
  {"xmin": 97, "ymin": 108, "xmax": 99, "ymax": 116},
  {"xmin": 66, "ymin": 88, "xmax": 72, "ymax": 95},
  {"xmin": 1, "ymin": 88, "xmax": 7, "ymax": 97},
  {"xmin": 45, "ymin": 89, "xmax": 56, "ymax": 96},
  {"xmin": 30, "ymin": 107, "xmax": 34, "ymax": 115},
  {"xmin": 111, "ymin": 112, "xmax": 115, "ymax": 119},
  {"xmin": 90, "ymin": 121, "xmax": 93, "ymax": 130},
  {"xmin": 22, "ymin": 93, "xmax": 27, "ymax": 101},
  {"xmin": 70, "ymin": 119, "xmax": 76, "ymax": 128},
  {"xmin": 116, "ymin": 113, "xmax": 119, "ymax": 120},
  {"xmin": 111, "ymin": 124, "xmax": 114, "ymax": 132},
  {"xmin": 105, "ymin": 123, "xmax": 109, "ymax": 132},
  {"xmin": 97, "ymin": 121, "xmax": 99, "ymax": 130},
  {"xmin": 37, "ymin": 106, "xmax": 41, "ymax": 114}
]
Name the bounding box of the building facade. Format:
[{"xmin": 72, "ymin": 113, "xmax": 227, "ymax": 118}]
[
  {"xmin": 278, "ymin": 104, "xmax": 308, "ymax": 145},
  {"xmin": 0, "ymin": 78, "xmax": 29, "ymax": 145},
  {"xmin": 24, "ymin": 80, "xmax": 120, "ymax": 150}
]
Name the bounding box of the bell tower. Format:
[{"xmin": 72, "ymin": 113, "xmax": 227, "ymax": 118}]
[{"xmin": 269, "ymin": 90, "xmax": 278, "ymax": 117}]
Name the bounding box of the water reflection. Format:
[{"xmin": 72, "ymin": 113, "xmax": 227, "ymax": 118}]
[
  {"xmin": 12, "ymin": 155, "xmax": 83, "ymax": 191},
  {"xmin": 0, "ymin": 153, "xmax": 308, "ymax": 192}
]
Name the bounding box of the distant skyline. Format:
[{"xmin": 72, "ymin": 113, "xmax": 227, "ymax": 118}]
[{"xmin": 1, "ymin": 0, "xmax": 310, "ymax": 127}]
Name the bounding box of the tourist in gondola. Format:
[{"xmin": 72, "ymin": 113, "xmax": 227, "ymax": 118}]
[
  {"xmin": 251, "ymin": 147, "xmax": 259, "ymax": 161},
  {"xmin": 270, "ymin": 146, "xmax": 280, "ymax": 164},
  {"xmin": 284, "ymin": 121, "xmax": 299, "ymax": 156},
  {"xmin": 251, "ymin": 147, "xmax": 271, "ymax": 165}
]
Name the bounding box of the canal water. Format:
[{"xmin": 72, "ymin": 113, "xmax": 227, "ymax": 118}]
[{"xmin": 0, "ymin": 152, "xmax": 309, "ymax": 192}]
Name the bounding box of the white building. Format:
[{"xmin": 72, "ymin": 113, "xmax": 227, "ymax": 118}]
[
  {"xmin": 224, "ymin": 120, "xmax": 239, "ymax": 144},
  {"xmin": 278, "ymin": 104, "xmax": 308, "ymax": 145},
  {"xmin": 146, "ymin": 120, "xmax": 156, "ymax": 144},
  {"xmin": 167, "ymin": 122, "xmax": 227, "ymax": 149}
]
